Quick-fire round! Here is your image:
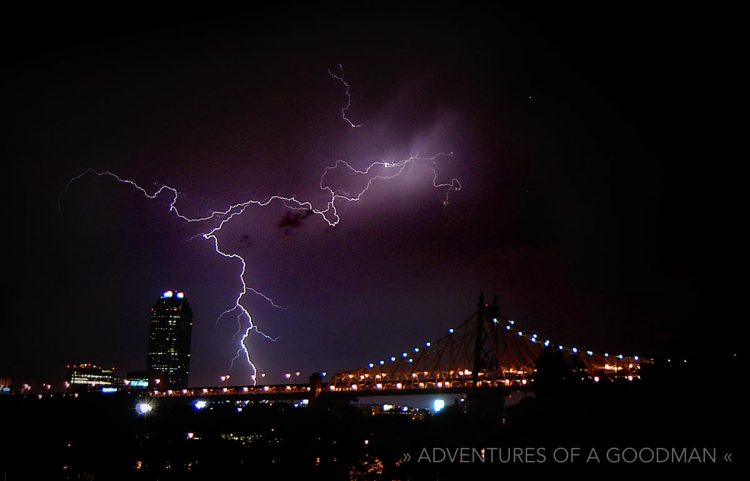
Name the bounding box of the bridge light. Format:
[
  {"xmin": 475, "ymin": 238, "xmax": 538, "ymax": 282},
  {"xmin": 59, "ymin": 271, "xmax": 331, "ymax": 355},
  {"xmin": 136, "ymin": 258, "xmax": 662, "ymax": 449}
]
[
  {"xmin": 594, "ymin": 376, "xmax": 600, "ymax": 383},
  {"xmin": 433, "ymin": 399, "xmax": 445, "ymax": 412},
  {"xmin": 506, "ymin": 326, "xmax": 511, "ymax": 330},
  {"xmin": 368, "ymin": 363, "xmax": 374, "ymax": 368},
  {"xmin": 558, "ymin": 345, "xmax": 564, "ymax": 350},
  {"xmin": 627, "ymin": 375, "xmax": 634, "ymax": 381},
  {"xmin": 572, "ymin": 347, "xmax": 578, "ymax": 354},
  {"xmin": 508, "ymin": 320, "xmax": 514, "ymax": 325},
  {"xmin": 448, "ymin": 328, "xmax": 454, "ymax": 334},
  {"xmin": 390, "ymin": 356, "xmax": 396, "ymax": 362},
  {"xmin": 376, "ymin": 383, "xmax": 383, "ymax": 389},
  {"xmin": 414, "ymin": 347, "xmax": 420, "ymax": 353},
  {"xmin": 532, "ymin": 333, "xmax": 538, "ymax": 338},
  {"xmin": 518, "ymin": 331, "xmax": 523, "ymax": 336},
  {"xmin": 617, "ymin": 354, "xmax": 624, "ymax": 360},
  {"xmin": 425, "ymin": 342, "xmax": 431, "ymax": 347},
  {"xmin": 193, "ymin": 400, "xmax": 207, "ymax": 410},
  {"xmin": 544, "ymin": 340, "xmax": 550, "ymax": 347},
  {"xmin": 493, "ymin": 318, "xmax": 498, "ymax": 324},
  {"xmin": 586, "ymin": 350, "xmax": 593, "ymax": 356},
  {"xmin": 322, "ymin": 371, "xmax": 327, "ymax": 377},
  {"xmin": 402, "ymin": 352, "xmax": 408, "ymax": 357},
  {"xmin": 437, "ymin": 382, "xmax": 443, "ymax": 388},
  {"xmin": 285, "ymin": 373, "xmax": 291, "ymax": 379},
  {"xmin": 634, "ymin": 356, "xmax": 640, "ymax": 362},
  {"xmin": 604, "ymin": 353, "xmax": 609, "ymax": 357},
  {"xmin": 408, "ymin": 359, "xmax": 413, "ymax": 363},
  {"xmin": 396, "ymin": 383, "xmax": 402, "ymax": 389},
  {"xmin": 351, "ymin": 384, "xmax": 358, "ymax": 390}
]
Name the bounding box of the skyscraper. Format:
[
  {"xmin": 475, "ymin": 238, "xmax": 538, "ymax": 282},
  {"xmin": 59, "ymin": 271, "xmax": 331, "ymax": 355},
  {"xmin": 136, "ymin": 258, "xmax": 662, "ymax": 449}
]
[{"xmin": 147, "ymin": 290, "xmax": 193, "ymax": 389}]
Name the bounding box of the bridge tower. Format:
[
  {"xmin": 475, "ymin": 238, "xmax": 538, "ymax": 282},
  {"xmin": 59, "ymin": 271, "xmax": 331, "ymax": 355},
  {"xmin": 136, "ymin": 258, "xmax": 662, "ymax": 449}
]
[
  {"xmin": 472, "ymin": 292, "xmax": 501, "ymax": 390},
  {"xmin": 469, "ymin": 293, "xmax": 505, "ymax": 418}
]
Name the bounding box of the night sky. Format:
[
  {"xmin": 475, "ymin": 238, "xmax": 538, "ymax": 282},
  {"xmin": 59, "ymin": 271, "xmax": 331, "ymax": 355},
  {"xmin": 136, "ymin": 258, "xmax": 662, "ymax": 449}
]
[{"xmin": 3, "ymin": 5, "xmax": 741, "ymax": 387}]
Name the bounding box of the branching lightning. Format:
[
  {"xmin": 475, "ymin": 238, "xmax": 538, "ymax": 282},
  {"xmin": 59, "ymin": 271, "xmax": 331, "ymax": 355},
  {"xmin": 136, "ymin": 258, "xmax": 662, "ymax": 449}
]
[
  {"xmin": 328, "ymin": 63, "xmax": 362, "ymax": 128},
  {"xmin": 59, "ymin": 66, "xmax": 461, "ymax": 384}
]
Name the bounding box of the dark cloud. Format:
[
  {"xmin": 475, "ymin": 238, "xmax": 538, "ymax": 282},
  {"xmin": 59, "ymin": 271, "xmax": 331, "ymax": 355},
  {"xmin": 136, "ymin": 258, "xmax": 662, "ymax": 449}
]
[{"xmin": 278, "ymin": 209, "xmax": 314, "ymax": 235}]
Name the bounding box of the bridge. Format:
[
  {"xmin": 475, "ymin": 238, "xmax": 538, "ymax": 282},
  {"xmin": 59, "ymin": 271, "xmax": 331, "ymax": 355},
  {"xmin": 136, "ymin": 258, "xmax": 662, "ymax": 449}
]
[{"xmin": 149, "ymin": 294, "xmax": 648, "ymax": 401}]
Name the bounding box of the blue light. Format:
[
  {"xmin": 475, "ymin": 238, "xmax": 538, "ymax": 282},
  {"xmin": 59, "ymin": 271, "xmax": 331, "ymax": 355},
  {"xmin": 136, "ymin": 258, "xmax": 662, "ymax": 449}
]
[
  {"xmin": 433, "ymin": 399, "xmax": 445, "ymax": 413},
  {"xmin": 425, "ymin": 342, "xmax": 431, "ymax": 347},
  {"xmin": 390, "ymin": 356, "xmax": 396, "ymax": 362},
  {"xmin": 176, "ymin": 291, "xmax": 185, "ymax": 299},
  {"xmin": 604, "ymin": 353, "xmax": 609, "ymax": 357},
  {"xmin": 493, "ymin": 318, "xmax": 499, "ymax": 324},
  {"xmin": 414, "ymin": 347, "xmax": 420, "ymax": 353},
  {"xmin": 544, "ymin": 340, "xmax": 550, "ymax": 347},
  {"xmin": 617, "ymin": 354, "xmax": 624, "ymax": 360},
  {"xmin": 448, "ymin": 328, "xmax": 454, "ymax": 334},
  {"xmin": 518, "ymin": 331, "xmax": 523, "ymax": 336},
  {"xmin": 379, "ymin": 360, "xmax": 385, "ymax": 365},
  {"xmin": 508, "ymin": 320, "xmax": 514, "ymax": 325},
  {"xmin": 586, "ymin": 350, "xmax": 594, "ymax": 356},
  {"xmin": 193, "ymin": 400, "xmax": 207, "ymax": 410},
  {"xmin": 136, "ymin": 402, "xmax": 152, "ymax": 415},
  {"xmin": 558, "ymin": 345, "xmax": 564, "ymax": 350},
  {"xmin": 634, "ymin": 356, "xmax": 639, "ymax": 362},
  {"xmin": 368, "ymin": 363, "xmax": 374, "ymax": 368},
  {"xmin": 572, "ymin": 347, "xmax": 578, "ymax": 354},
  {"xmin": 402, "ymin": 352, "xmax": 408, "ymax": 357},
  {"xmin": 506, "ymin": 326, "xmax": 511, "ymax": 330},
  {"xmin": 102, "ymin": 387, "xmax": 118, "ymax": 393},
  {"xmin": 162, "ymin": 290, "xmax": 174, "ymax": 299}
]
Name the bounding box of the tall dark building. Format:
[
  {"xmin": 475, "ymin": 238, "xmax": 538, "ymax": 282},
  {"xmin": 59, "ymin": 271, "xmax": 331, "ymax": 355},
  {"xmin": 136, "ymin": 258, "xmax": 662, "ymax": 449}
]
[{"xmin": 147, "ymin": 290, "xmax": 193, "ymax": 389}]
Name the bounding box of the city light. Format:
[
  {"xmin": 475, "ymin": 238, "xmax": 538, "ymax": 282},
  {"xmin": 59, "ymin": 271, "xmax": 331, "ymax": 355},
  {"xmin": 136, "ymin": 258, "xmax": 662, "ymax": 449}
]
[
  {"xmin": 136, "ymin": 402, "xmax": 153, "ymax": 415},
  {"xmin": 433, "ymin": 399, "xmax": 445, "ymax": 412},
  {"xmin": 161, "ymin": 290, "xmax": 173, "ymax": 298},
  {"xmin": 193, "ymin": 400, "xmax": 207, "ymax": 410}
]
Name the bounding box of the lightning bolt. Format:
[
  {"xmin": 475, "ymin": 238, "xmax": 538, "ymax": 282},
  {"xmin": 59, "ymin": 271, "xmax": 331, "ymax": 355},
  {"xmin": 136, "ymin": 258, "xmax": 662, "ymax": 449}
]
[
  {"xmin": 59, "ymin": 67, "xmax": 462, "ymax": 384},
  {"xmin": 328, "ymin": 63, "xmax": 362, "ymax": 128}
]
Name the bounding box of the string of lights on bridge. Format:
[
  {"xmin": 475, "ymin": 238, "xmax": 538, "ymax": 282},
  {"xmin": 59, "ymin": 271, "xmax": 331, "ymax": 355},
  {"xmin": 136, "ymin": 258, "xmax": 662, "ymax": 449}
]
[{"xmin": 359, "ymin": 316, "xmax": 650, "ymax": 371}]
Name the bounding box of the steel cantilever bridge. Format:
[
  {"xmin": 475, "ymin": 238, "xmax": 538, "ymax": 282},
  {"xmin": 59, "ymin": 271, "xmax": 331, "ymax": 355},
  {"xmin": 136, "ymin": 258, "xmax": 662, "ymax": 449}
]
[{"xmin": 151, "ymin": 294, "xmax": 649, "ymax": 401}]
